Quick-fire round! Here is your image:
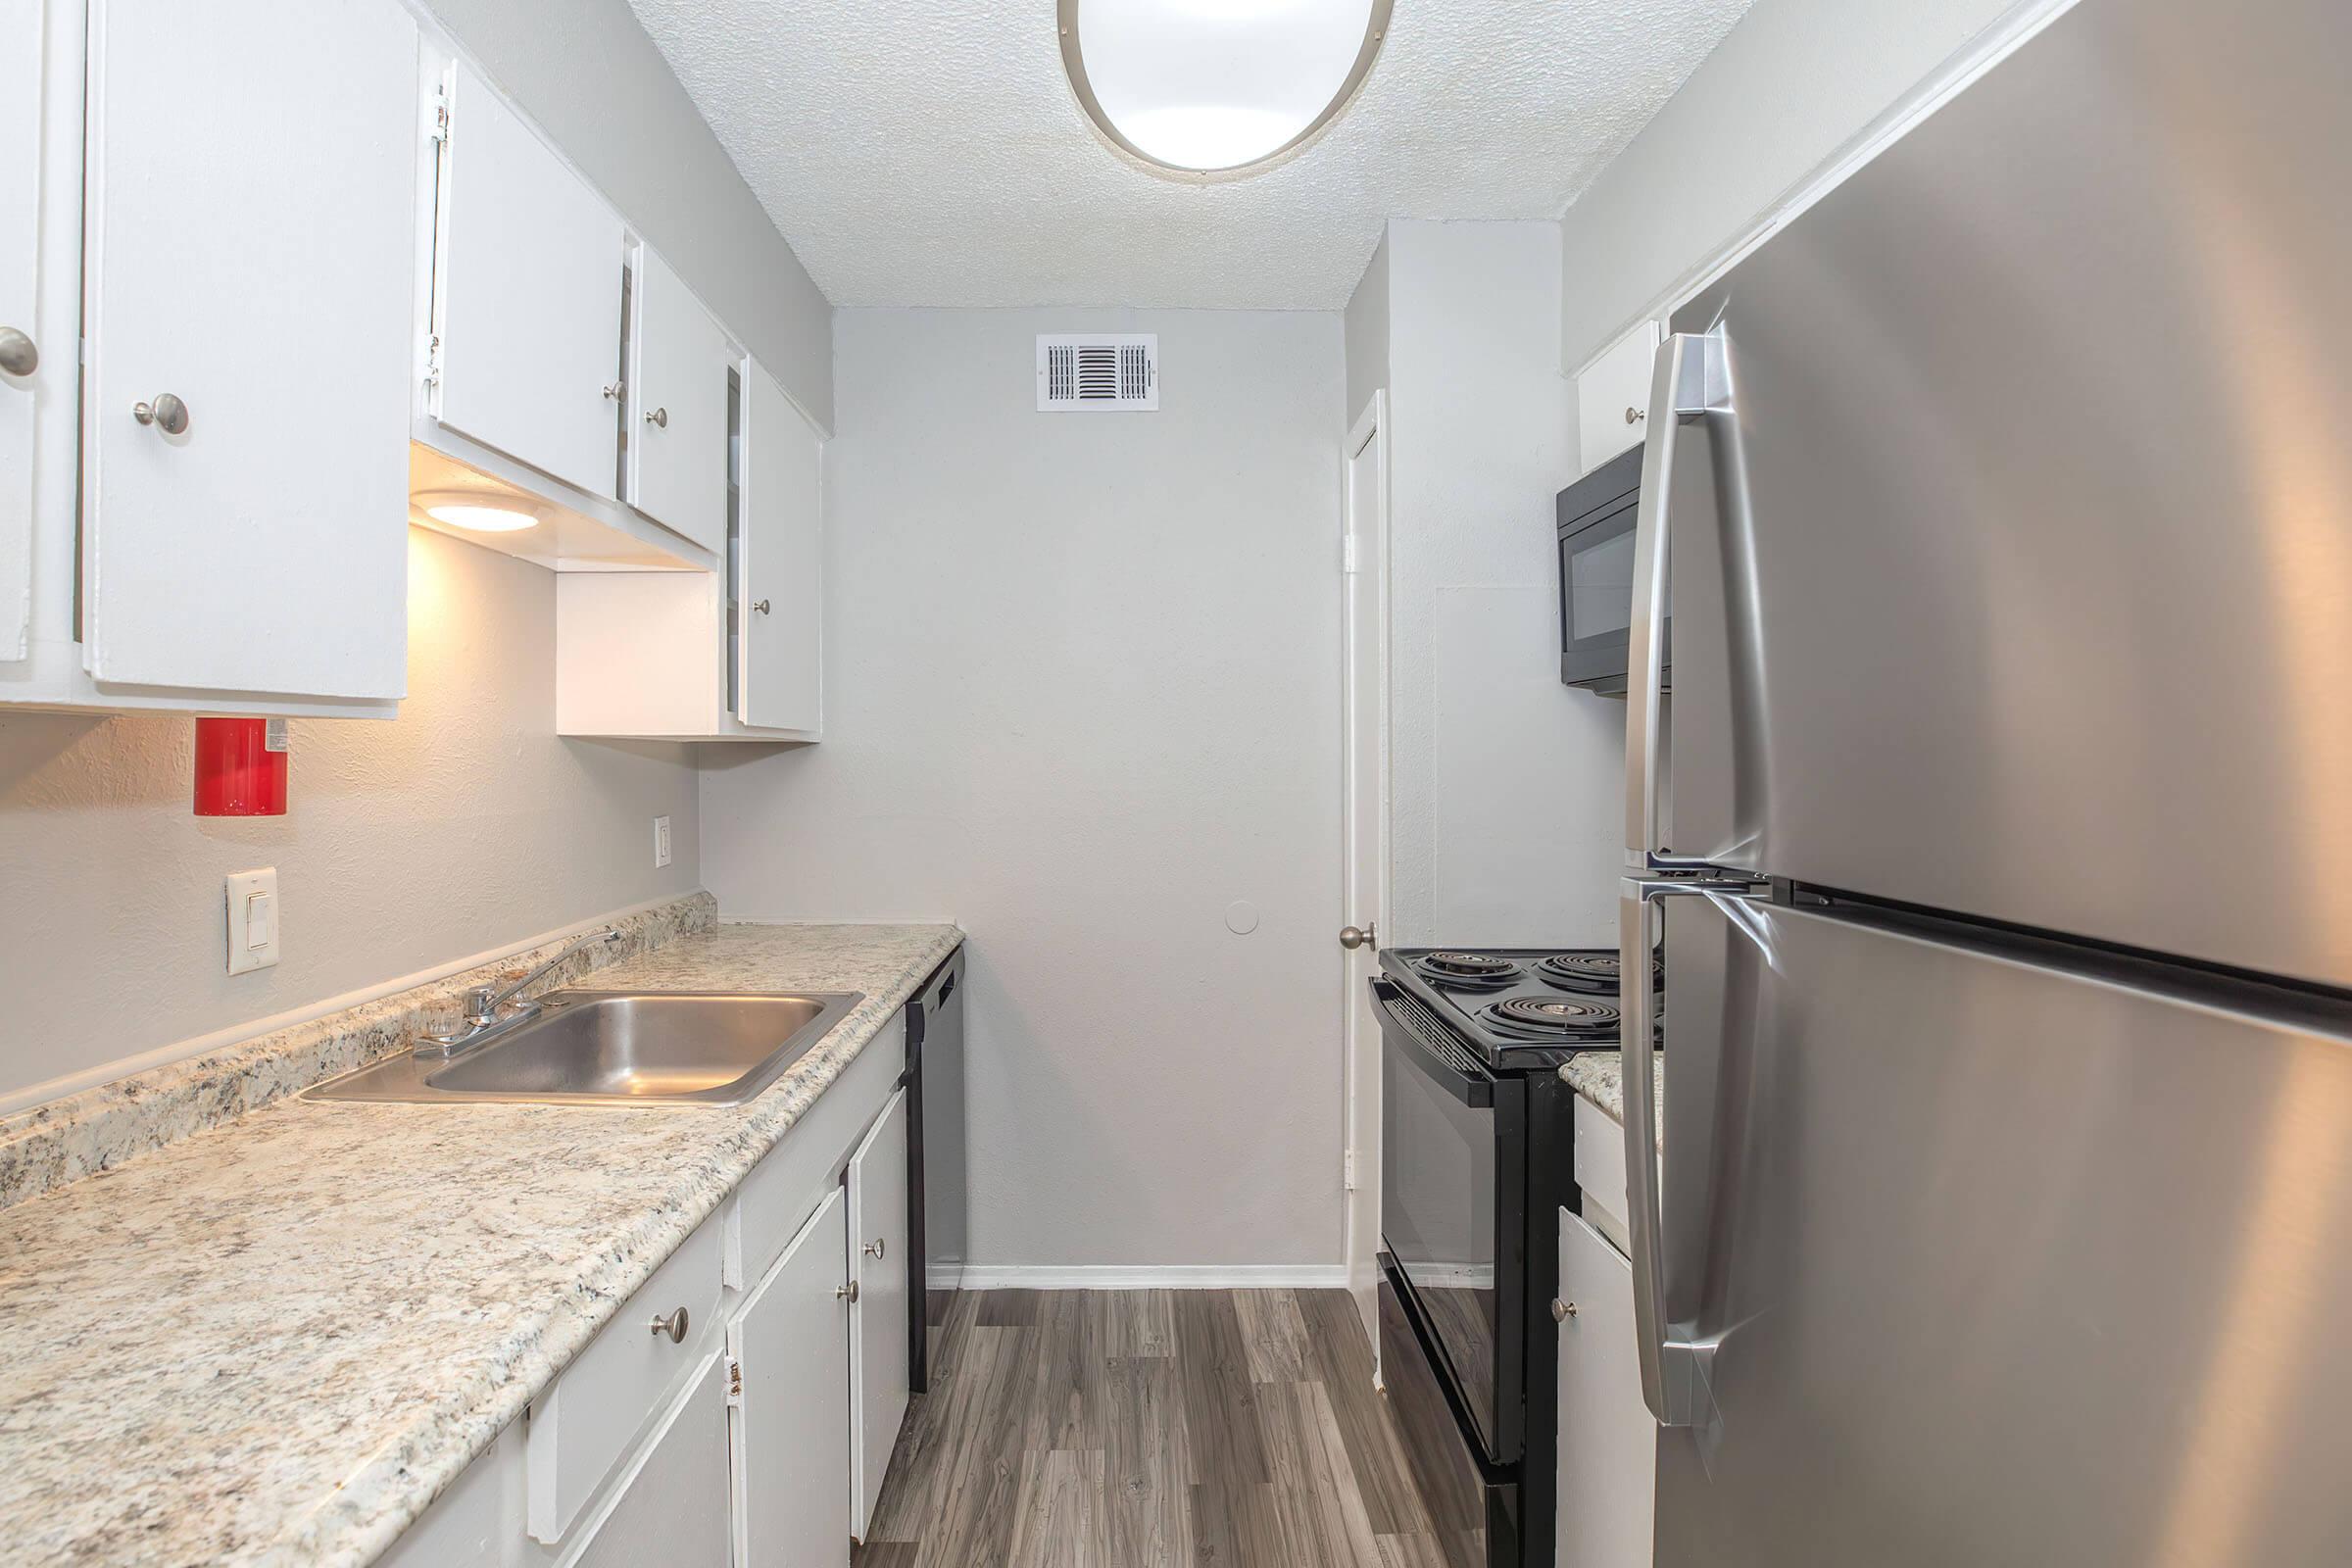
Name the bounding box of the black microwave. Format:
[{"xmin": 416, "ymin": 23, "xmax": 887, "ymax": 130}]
[{"xmin": 1556, "ymin": 444, "xmax": 1665, "ymax": 696}]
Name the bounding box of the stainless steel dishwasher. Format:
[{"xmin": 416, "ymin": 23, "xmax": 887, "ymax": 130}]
[{"xmin": 904, "ymin": 947, "xmax": 965, "ymax": 1393}]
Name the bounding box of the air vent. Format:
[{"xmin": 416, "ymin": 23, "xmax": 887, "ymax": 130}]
[{"xmin": 1036, "ymin": 334, "xmax": 1158, "ymax": 412}]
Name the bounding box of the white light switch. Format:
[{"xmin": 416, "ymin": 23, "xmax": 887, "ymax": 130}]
[
  {"xmin": 225, "ymin": 868, "xmax": 279, "ymax": 975},
  {"xmin": 654, "ymin": 815, "xmax": 672, "ymax": 869}
]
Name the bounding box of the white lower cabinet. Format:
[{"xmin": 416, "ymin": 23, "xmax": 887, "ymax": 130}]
[
  {"xmin": 847, "ymin": 1087, "xmax": 911, "ymax": 1541},
  {"xmin": 569, "ymin": 1352, "xmax": 733, "ymax": 1568},
  {"xmin": 732, "ymin": 1186, "xmax": 853, "ymax": 1568},
  {"xmin": 381, "ymin": 1026, "xmax": 916, "ymax": 1568},
  {"xmin": 1556, "ymin": 1206, "xmax": 1655, "ymax": 1567}
]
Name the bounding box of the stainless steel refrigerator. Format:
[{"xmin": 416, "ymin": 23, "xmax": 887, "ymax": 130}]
[{"xmin": 1615, "ymin": 0, "xmax": 2352, "ymax": 1560}]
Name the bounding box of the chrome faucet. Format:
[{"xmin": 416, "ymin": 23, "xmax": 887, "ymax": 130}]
[{"xmin": 417, "ymin": 929, "xmax": 621, "ymax": 1057}]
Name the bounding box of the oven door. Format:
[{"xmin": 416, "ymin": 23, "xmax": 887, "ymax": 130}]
[{"xmin": 1375, "ymin": 977, "xmax": 1519, "ymax": 1465}]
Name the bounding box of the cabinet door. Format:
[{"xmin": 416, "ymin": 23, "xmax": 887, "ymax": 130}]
[
  {"xmin": 570, "ymin": 1351, "xmax": 733, "ymax": 1568},
  {"xmin": 81, "ymin": 0, "xmax": 416, "ymax": 699},
  {"xmin": 738, "ymin": 361, "xmax": 823, "ymax": 732},
  {"xmin": 1574, "ymin": 319, "xmax": 1662, "ymax": 476},
  {"xmin": 1, "ymin": 0, "xmax": 38, "ymax": 661},
  {"xmin": 627, "ymin": 246, "xmax": 730, "ymax": 553},
  {"xmin": 1556, "ymin": 1208, "xmax": 1654, "ymax": 1567},
  {"xmin": 433, "ymin": 61, "xmax": 623, "ymax": 500},
  {"xmin": 733, "ymin": 1186, "xmax": 853, "ymax": 1568},
  {"xmin": 847, "ymin": 1088, "xmax": 911, "ymax": 1539}
]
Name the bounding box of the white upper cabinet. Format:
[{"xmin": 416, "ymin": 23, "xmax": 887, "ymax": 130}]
[
  {"xmin": 1575, "ymin": 319, "xmax": 1662, "ymax": 477},
  {"xmin": 627, "ymin": 246, "xmax": 732, "ymax": 553},
  {"xmin": 1, "ymin": 0, "xmax": 41, "ymax": 662},
  {"xmin": 431, "ymin": 61, "xmax": 624, "ymax": 501},
  {"xmin": 79, "ymin": 0, "xmax": 416, "ymax": 701},
  {"xmin": 739, "ymin": 360, "xmax": 823, "ymax": 733}
]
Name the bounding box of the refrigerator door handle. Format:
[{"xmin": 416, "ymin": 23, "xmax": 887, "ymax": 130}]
[
  {"xmin": 1625, "ymin": 330, "xmax": 1731, "ymax": 873},
  {"xmin": 1622, "ymin": 874, "xmax": 1760, "ymax": 1428}
]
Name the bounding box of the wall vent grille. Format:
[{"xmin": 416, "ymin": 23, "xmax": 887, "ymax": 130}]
[{"xmin": 1036, "ymin": 334, "xmax": 1158, "ymax": 412}]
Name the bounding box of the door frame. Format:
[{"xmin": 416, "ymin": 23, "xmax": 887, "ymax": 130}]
[{"xmin": 1341, "ymin": 390, "xmax": 1392, "ymax": 1343}]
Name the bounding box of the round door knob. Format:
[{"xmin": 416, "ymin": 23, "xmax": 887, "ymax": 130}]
[
  {"xmin": 1552, "ymin": 1298, "xmax": 1577, "ymax": 1322},
  {"xmin": 133, "ymin": 393, "xmax": 189, "ymax": 436},
  {"xmin": 1624, "ymin": 406, "xmax": 1645, "ymax": 424},
  {"xmin": 1339, "ymin": 923, "xmax": 1377, "ymax": 951},
  {"xmin": 645, "ymin": 406, "xmax": 668, "ymax": 428},
  {"xmin": 836, "ymin": 1280, "xmax": 860, "ymax": 1302},
  {"xmin": 0, "ymin": 326, "xmax": 37, "ymax": 377},
  {"xmin": 864, "ymin": 1238, "xmax": 886, "ymax": 1259},
  {"xmin": 647, "ymin": 1306, "xmax": 690, "ymax": 1344},
  {"xmin": 752, "ymin": 599, "xmax": 771, "ymax": 615},
  {"xmin": 604, "ymin": 380, "xmax": 625, "ymax": 401}
]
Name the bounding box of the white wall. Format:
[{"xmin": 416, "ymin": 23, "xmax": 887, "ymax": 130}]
[
  {"xmin": 1343, "ymin": 231, "xmax": 1390, "ymax": 429},
  {"xmin": 0, "ymin": 530, "xmax": 702, "ymax": 1108},
  {"xmin": 1558, "ymin": 0, "xmax": 2025, "ymax": 370},
  {"xmin": 700, "ymin": 308, "xmax": 1347, "ymax": 1272},
  {"xmin": 1379, "ymin": 220, "xmax": 1625, "ymax": 948},
  {"xmin": 422, "ymin": 0, "xmax": 835, "ymax": 427}
]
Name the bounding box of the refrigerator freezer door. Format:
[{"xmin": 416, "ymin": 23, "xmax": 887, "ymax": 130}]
[
  {"xmin": 1652, "ymin": 893, "xmax": 2352, "ymax": 1566},
  {"xmin": 1653, "ymin": 0, "xmax": 2352, "ymax": 988}
]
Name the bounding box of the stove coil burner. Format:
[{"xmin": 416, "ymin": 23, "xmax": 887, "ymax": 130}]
[
  {"xmin": 1536, "ymin": 951, "xmax": 1663, "ymax": 996},
  {"xmin": 1412, "ymin": 951, "xmax": 1523, "ymax": 992},
  {"xmin": 1478, "ymin": 995, "xmax": 1623, "ymax": 1043}
]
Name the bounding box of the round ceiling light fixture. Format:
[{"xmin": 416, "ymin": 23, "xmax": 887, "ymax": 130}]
[{"xmin": 1058, "ymin": 0, "xmax": 1393, "ymax": 178}]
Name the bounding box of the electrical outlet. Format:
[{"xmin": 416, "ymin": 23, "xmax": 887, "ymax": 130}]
[
  {"xmin": 225, "ymin": 868, "xmax": 279, "ymax": 975},
  {"xmin": 654, "ymin": 815, "xmax": 672, "ymax": 869}
]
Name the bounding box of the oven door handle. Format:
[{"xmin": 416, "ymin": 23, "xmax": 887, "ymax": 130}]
[{"xmin": 1374, "ymin": 981, "xmax": 1494, "ymax": 1108}]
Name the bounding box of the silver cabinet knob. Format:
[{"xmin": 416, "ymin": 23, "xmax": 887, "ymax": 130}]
[
  {"xmin": 0, "ymin": 326, "xmax": 36, "ymax": 377},
  {"xmin": 835, "ymin": 1280, "xmax": 859, "ymax": 1302},
  {"xmin": 644, "ymin": 406, "xmax": 668, "ymax": 428},
  {"xmin": 1624, "ymin": 406, "xmax": 1646, "ymax": 425},
  {"xmin": 132, "ymin": 393, "xmax": 189, "ymax": 435},
  {"xmin": 1339, "ymin": 923, "xmax": 1377, "ymax": 951},
  {"xmin": 1552, "ymin": 1298, "xmax": 1578, "ymax": 1322},
  {"xmin": 647, "ymin": 1306, "xmax": 690, "ymax": 1344},
  {"xmin": 752, "ymin": 599, "xmax": 771, "ymax": 615},
  {"xmin": 603, "ymin": 380, "xmax": 625, "ymax": 401},
  {"xmin": 864, "ymin": 1238, "xmax": 886, "ymax": 1259}
]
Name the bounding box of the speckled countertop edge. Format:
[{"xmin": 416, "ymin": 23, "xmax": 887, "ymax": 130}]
[
  {"xmin": 0, "ymin": 919, "xmax": 962, "ymax": 1568},
  {"xmin": 1561, "ymin": 1049, "xmax": 1664, "ymax": 1142}
]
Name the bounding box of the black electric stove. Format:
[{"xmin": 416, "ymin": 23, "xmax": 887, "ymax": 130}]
[
  {"xmin": 1385, "ymin": 946, "xmax": 1660, "ymax": 1066},
  {"xmin": 1370, "ymin": 946, "xmax": 1655, "ymax": 1568}
]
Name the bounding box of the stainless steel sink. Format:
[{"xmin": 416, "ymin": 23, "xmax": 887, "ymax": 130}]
[{"xmin": 308, "ymin": 990, "xmax": 863, "ymax": 1106}]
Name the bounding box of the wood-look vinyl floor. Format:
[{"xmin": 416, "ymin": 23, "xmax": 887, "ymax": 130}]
[{"xmin": 858, "ymin": 1289, "xmax": 1484, "ymax": 1568}]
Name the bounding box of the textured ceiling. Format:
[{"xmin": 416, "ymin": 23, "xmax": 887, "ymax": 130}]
[{"xmin": 624, "ymin": 0, "xmax": 1755, "ymax": 310}]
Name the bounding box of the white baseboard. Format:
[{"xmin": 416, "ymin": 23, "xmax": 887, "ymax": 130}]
[{"xmin": 957, "ymin": 1264, "xmax": 1348, "ymax": 1291}]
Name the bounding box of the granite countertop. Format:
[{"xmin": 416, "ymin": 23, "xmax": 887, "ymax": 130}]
[
  {"xmin": 1561, "ymin": 1049, "xmax": 1664, "ymax": 1140},
  {"xmin": 0, "ymin": 922, "xmax": 961, "ymax": 1568}
]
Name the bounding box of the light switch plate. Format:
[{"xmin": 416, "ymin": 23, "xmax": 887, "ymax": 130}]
[
  {"xmin": 225, "ymin": 868, "xmax": 279, "ymax": 975},
  {"xmin": 654, "ymin": 815, "xmax": 672, "ymax": 869}
]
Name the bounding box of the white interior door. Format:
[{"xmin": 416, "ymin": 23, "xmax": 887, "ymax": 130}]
[
  {"xmin": 0, "ymin": 0, "xmax": 39, "ymax": 662},
  {"xmin": 1342, "ymin": 391, "xmax": 1392, "ymax": 1342},
  {"xmin": 433, "ymin": 61, "xmax": 623, "ymax": 499},
  {"xmin": 81, "ymin": 0, "xmax": 416, "ymax": 699},
  {"xmin": 569, "ymin": 1352, "xmax": 733, "ymax": 1568},
  {"xmin": 846, "ymin": 1088, "xmax": 910, "ymax": 1539},
  {"xmin": 733, "ymin": 1187, "xmax": 853, "ymax": 1568},
  {"xmin": 738, "ymin": 360, "xmax": 822, "ymax": 732},
  {"xmin": 626, "ymin": 245, "xmax": 730, "ymax": 552}
]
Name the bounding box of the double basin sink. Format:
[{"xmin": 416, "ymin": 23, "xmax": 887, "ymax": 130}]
[{"xmin": 310, "ymin": 990, "xmax": 863, "ymax": 1106}]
